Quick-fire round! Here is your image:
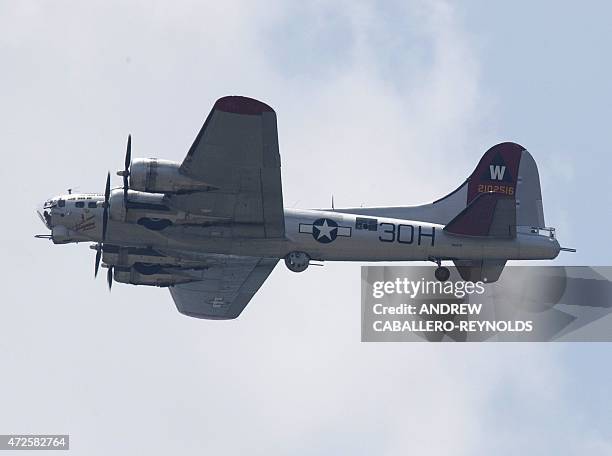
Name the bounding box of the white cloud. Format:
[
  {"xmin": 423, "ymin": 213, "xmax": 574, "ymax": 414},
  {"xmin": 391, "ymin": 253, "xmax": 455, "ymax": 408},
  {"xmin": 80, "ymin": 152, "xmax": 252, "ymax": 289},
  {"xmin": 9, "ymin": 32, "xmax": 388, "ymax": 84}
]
[{"xmin": 0, "ymin": 1, "xmax": 607, "ymax": 455}]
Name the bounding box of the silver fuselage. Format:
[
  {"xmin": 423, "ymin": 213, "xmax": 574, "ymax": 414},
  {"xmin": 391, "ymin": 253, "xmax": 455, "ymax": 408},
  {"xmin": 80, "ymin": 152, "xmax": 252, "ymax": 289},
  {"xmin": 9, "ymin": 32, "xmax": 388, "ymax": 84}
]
[{"xmin": 41, "ymin": 194, "xmax": 560, "ymax": 263}]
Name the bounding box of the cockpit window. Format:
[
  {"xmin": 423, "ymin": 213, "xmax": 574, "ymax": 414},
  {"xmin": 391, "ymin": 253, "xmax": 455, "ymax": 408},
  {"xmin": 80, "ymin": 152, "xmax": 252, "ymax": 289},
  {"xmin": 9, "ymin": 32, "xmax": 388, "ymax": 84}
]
[
  {"xmin": 58, "ymin": 199, "xmax": 65, "ymax": 208},
  {"xmin": 75, "ymin": 201, "xmax": 85, "ymax": 208},
  {"xmin": 88, "ymin": 202, "xmax": 97, "ymax": 208}
]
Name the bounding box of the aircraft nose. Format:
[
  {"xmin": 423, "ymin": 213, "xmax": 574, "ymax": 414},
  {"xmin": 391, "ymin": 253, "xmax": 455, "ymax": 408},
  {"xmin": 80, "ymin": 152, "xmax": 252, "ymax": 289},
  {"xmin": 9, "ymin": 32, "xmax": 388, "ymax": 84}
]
[
  {"xmin": 36, "ymin": 202, "xmax": 53, "ymax": 230},
  {"xmin": 37, "ymin": 209, "xmax": 52, "ymax": 229}
]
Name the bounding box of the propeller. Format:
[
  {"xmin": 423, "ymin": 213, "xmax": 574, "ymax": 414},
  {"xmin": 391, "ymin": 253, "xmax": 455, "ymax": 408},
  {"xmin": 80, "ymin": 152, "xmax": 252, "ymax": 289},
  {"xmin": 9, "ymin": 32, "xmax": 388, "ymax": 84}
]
[
  {"xmin": 92, "ymin": 172, "xmax": 112, "ymax": 286},
  {"xmin": 117, "ymin": 135, "xmax": 131, "ymax": 209},
  {"xmin": 102, "ymin": 172, "xmax": 110, "ymax": 241},
  {"xmin": 107, "ymin": 266, "xmax": 113, "ymax": 290},
  {"xmin": 92, "ymin": 244, "xmax": 113, "ymax": 290},
  {"xmin": 94, "ymin": 136, "xmax": 130, "ymax": 290},
  {"xmin": 94, "ymin": 244, "xmax": 102, "ymax": 277}
]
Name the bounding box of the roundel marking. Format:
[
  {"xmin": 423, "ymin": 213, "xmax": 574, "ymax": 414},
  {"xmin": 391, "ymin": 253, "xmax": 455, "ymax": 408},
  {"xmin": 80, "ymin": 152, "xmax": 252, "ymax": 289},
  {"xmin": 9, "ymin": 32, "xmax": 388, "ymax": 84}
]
[{"xmin": 312, "ymin": 218, "xmax": 338, "ymax": 243}]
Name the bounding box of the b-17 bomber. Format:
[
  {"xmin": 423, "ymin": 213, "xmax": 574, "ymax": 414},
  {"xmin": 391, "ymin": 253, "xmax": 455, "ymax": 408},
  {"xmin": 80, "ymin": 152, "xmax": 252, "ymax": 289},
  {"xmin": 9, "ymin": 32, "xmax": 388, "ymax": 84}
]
[{"xmin": 36, "ymin": 96, "xmax": 574, "ymax": 319}]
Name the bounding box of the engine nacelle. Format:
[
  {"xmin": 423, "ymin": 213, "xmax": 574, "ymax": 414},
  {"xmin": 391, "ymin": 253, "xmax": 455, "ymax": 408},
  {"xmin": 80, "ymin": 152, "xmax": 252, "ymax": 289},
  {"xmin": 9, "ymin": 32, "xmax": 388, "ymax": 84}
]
[
  {"xmin": 108, "ymin": 189, "xmax": 170, "ymax": 222},
  {"xmin": 112, "ymin": 263, "xmax": 195, "ymax": 287},
  {"xmin": 129, "ymin": 158, "xmax": 212, "ymax": 194},
  {"xmin": 101, "ymin": 245, "xmax": 204, "ymax": 268}
]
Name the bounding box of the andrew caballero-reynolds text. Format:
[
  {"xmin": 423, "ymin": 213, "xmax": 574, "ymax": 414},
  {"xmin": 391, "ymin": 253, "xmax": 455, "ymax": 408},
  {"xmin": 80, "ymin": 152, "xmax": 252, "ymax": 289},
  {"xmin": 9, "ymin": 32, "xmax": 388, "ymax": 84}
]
[{"xmin": 369, "ymin": 278, "xmax": 534, "ymax": 333}]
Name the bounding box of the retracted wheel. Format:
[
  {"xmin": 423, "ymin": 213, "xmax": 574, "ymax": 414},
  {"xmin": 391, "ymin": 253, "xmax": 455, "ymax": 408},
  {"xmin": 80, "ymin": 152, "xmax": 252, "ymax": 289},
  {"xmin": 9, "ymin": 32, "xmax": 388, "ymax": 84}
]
[
  {"xmin": 435, "ymin": 266, "xmax": 450, "ymax": 282},
  {"xmin": 284, "ymin": 251, "xmax": 310, "ymax": 273}
]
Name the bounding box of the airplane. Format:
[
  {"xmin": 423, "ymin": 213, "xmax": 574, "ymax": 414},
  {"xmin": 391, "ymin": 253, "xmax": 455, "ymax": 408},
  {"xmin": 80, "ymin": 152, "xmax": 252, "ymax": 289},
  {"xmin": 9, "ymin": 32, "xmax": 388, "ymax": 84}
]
[{"xmin": 36, "ymin": 96, "xmax": 575, "ymax": 320}]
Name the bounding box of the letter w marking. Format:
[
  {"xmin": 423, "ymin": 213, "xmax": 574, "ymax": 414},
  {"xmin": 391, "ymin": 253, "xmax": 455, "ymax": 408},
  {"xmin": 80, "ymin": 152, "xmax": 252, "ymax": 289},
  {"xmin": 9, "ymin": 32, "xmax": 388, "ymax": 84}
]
[{"xmin": 489, "ymin": 165, "xmax": 506, "ymax": 181}]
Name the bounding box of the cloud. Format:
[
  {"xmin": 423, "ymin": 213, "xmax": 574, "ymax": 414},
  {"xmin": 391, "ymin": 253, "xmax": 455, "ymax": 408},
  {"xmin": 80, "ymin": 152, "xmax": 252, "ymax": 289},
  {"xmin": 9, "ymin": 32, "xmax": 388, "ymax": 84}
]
[
  {"xmin": 0, "ymin": 1, "xmax": 608, "ymax": 455},
  {"xmin": 267, "ymin": 0, "xmax": 489, "ymax": 209}
]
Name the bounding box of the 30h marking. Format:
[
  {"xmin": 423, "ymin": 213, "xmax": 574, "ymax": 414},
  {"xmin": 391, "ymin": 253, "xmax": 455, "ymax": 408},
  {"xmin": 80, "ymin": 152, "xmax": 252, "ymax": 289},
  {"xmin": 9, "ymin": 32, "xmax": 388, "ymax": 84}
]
[{"xmin": 378, "ymin": 223, "xmax": 435, "ymax": 246}]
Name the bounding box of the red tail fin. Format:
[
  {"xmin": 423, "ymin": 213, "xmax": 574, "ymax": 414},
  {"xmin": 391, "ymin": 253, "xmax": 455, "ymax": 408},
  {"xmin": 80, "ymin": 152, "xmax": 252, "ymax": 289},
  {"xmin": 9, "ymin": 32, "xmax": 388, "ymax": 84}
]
[
  {"xmin": 444, "ymin": 192, "xmax": 516, "ymax": 238},
  {"xmin": 466, "ymin": 142, "xmax": 523, "ymax": 205},
  {"xmin": 334, "ymin": 141, "xmax": 545, "ymax": 229}
]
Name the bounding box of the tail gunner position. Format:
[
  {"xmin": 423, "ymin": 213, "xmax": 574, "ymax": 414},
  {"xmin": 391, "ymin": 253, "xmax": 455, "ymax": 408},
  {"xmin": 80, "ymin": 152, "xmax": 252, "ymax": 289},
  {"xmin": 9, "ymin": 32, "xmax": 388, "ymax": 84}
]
[{"xmin": 36, "ymin": 96, "xmax": 575, "ymax": 319}]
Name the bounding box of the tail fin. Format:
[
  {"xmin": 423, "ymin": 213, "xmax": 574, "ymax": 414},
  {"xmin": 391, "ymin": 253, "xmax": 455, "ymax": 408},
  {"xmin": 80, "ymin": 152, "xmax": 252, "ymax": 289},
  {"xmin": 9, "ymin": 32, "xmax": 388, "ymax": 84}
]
[
  {"xmin": 335, "ymin": 142, "xmax": 546, "ymax": 228},
  {"xmin": 443, "ymin": 192, "xmax": 514, "ymax": 282},
  {"xmin": 430, "ymin": 141, "xmax": 545, "ymax": 227},
  {"xmin": 463, "ymin": 142, "xmax": 544, "ymax": 228},
  {"xmin": 443, "ymin": 192, "xmax": 516, "ymax": 238}
]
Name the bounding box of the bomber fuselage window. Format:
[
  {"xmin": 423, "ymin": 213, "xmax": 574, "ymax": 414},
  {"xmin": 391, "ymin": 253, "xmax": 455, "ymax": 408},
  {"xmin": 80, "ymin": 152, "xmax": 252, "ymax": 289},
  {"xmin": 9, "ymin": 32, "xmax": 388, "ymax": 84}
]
[
  {"xmin": 75, "ymin": 201, "xmax": 85, "ymax": 208},
  {"xmin": 58, "ymin": 199, "xmax": 65, "ymax": 207},
  {"xmin": 355, "ymin": 217, "xmax": 378, "ymax": 231},
  {"xmin": 88, "ymin": 202, "xmax": 97, "ymax": 208}
]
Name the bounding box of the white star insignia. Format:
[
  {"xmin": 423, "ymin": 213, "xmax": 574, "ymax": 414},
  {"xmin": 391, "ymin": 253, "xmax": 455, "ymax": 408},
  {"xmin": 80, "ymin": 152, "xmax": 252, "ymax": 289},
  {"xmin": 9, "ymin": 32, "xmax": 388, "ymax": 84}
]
[{"xmin": 316, "ymin": 220, "xmax": 337, "ymax": 240}]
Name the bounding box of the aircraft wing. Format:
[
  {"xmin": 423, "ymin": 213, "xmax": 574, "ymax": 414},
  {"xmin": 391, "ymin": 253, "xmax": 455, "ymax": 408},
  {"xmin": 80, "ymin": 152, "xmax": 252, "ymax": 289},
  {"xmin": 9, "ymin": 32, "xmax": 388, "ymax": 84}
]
[
  {"xmin": 169, "ymin": 256, "xmax": 278, "ymax": 319},
  {"xmin": 175, "ymin": 96, "xmax": 285, "ymax": 238}
]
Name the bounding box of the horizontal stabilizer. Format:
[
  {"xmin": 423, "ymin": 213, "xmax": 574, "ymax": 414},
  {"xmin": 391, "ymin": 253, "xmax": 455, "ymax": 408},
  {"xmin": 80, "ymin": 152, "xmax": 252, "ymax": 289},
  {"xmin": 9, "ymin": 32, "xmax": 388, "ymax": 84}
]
[{"xmin": 444, "ymin": 192, "xmax": 516, "ymax": 238}]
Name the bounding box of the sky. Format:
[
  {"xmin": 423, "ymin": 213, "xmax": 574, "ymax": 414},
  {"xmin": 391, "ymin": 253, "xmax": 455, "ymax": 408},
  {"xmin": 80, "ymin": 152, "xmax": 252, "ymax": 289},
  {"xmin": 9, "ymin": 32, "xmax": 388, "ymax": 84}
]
[{"xmin": 1, "ymin": 0, "xmax": 611, "ymax": 454}]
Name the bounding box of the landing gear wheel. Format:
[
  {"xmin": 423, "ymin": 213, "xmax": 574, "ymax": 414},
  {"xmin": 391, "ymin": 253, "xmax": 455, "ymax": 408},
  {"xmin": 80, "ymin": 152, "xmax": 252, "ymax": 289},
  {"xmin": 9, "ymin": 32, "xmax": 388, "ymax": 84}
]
[
  {"xmin": 284, "ymin": 251, "xmax": 310, "ymax": 273},
  {"xmin": 435, "ymin": 266, "xmax": 450, "ymax": 282}
]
